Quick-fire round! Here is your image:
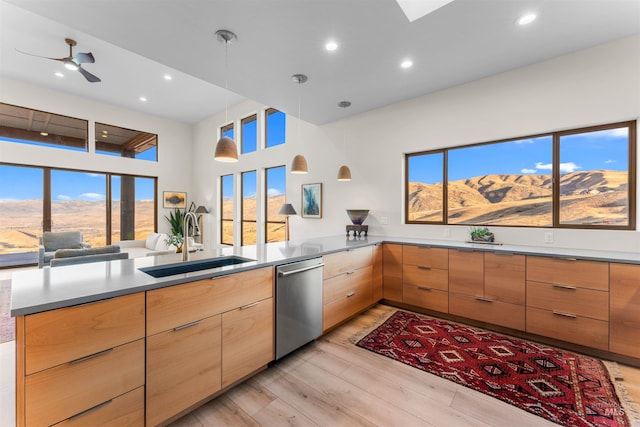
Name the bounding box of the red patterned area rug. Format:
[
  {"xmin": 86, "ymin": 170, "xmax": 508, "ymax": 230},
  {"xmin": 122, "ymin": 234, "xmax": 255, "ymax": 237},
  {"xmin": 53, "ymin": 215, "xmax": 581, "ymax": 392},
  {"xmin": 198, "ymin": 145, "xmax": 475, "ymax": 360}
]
[
  {"xmin": 355, "ymin": 310, "xmax": 639, "ymax": 427},
  {"xmin": 0, "ymin": 279, "xmax": 15, "ymax": 344}
]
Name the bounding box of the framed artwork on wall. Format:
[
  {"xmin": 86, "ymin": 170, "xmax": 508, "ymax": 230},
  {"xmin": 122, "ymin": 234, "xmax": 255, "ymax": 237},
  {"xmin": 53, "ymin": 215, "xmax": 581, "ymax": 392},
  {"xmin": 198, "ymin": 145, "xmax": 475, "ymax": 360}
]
[
  {"xmin": 163, "ymin": 191, "xmax": 187, "ymax": 209},
  {"xmin": 301, "ymin": 183, "xmax": 322, "ymax": 218}
]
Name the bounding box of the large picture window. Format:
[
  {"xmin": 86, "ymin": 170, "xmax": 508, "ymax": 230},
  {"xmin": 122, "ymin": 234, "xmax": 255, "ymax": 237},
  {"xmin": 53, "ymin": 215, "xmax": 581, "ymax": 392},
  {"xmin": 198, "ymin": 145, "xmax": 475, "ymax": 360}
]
[
  {"xmin": 241, "ymin": 170, "xmax": 257, "ymax": 245},
  {"xmin": 95, "ymin": 122, "xmax": 157, "ymax": 161},
  {"xmin": 406, "ymin": 121, "xmax": 636, "ymax": 229},
  {"xmin": 265, "ymin": 166, "xmax": 286, "ymax": 242}
]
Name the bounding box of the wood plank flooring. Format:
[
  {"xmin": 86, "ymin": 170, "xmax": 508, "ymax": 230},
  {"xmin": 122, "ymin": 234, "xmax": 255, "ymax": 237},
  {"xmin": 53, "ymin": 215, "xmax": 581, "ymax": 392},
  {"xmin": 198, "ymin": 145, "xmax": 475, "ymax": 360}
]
[{"xmin": 168, "ymin": 305, "xmax": 640, "ymax": 427}]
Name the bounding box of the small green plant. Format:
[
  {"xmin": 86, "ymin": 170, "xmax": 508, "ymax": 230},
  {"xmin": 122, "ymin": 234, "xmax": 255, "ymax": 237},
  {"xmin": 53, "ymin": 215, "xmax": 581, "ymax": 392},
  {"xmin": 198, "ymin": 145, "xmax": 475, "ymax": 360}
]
[
  {"xmin": 469, "ymin": 226, "xmax": 494, "ymax": 242},
  {"xmin": 164, "ymin": 202, "xmax": 196, "ymax": 246},
  {"xmin": 165, "ymin": 233, "xmax": 184, "ymax": 248}
]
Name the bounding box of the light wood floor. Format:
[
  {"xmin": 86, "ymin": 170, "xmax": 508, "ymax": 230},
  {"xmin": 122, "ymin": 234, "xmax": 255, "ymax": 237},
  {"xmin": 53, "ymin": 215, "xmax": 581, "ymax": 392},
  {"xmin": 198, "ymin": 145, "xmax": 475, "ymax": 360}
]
[{"xmin": 168, "ymin": 305, "xmax": 640, "ymax": 427}]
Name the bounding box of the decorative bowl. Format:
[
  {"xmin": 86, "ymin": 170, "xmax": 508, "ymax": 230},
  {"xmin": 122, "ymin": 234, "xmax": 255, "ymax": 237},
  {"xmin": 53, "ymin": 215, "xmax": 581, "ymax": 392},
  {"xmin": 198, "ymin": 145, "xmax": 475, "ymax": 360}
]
[{"xmin": 346, "ymin": 209, "xmax": 369, "ymax": 225}]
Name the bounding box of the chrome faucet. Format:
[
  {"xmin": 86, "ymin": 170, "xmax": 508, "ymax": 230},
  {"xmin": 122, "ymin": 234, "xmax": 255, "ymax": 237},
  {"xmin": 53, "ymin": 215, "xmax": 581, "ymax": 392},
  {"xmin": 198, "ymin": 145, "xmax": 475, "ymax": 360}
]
[{"xmin": 182, "ymin": 211, "xmax": 200, "ymax": 261}]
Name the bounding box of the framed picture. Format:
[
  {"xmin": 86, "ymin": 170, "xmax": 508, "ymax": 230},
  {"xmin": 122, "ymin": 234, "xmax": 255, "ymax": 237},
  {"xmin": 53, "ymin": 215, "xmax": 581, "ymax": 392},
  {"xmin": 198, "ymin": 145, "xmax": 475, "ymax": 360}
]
[
  {"xmin": 163, "ymin": 191, "xmax": 187, "ymax": 209},
  {"xmin": 301, "ymin": 183, "xmax": 322, "ymax": 218}
]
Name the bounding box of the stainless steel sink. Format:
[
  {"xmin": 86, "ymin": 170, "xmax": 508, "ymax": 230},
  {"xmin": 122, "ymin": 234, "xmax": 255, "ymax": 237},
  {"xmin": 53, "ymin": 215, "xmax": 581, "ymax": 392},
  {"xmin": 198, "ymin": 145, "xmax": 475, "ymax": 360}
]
[{"xmin": 139, "ymin": 256, "xmax": 255, "ymax": 278}]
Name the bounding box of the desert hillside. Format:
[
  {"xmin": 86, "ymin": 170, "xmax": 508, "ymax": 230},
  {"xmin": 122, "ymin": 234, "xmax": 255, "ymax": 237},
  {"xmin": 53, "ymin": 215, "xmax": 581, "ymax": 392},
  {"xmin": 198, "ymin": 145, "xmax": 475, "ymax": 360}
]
[{"xmin": 409, "ymin": 170, "xmax": 628, "ymax": 226}]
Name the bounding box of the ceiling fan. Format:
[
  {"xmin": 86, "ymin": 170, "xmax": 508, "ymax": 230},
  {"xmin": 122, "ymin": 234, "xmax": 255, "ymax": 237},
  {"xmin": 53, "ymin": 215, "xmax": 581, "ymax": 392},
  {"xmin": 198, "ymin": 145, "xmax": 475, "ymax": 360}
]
[{"xmin": 16, "ymin": 38, "xmax": 101, "ymax": 83}]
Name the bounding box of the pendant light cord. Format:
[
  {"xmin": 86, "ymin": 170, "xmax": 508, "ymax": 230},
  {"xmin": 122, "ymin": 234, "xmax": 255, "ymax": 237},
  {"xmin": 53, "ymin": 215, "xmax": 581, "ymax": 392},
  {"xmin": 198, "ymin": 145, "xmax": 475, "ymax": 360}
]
[{"xmin": 224, "ymin": 39, "xmax": 229, "ymax": 123}]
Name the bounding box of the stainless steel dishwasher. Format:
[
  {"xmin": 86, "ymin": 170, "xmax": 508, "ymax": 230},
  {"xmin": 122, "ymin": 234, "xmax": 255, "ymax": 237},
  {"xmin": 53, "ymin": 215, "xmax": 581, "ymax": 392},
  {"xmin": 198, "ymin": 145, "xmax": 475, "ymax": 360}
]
[{"xmin": 275, "ymin": 257, "xmax": 324, "ymax": 360}]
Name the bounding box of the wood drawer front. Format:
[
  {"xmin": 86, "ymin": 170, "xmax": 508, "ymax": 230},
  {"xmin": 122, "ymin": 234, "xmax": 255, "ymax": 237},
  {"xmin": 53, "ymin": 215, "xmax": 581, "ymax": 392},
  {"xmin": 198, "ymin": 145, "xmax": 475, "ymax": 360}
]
[
  {"xmin": 448, "ymin": 249, "xmax": 484, "ymax": 296},
  {"xmin": 323, "ymin": 280, "xmax": 373, "ymax": 331},
  {"xmin": 383, "ymin": 244, "xmax": 403, "ymax": 302},
  {"xmin": 323, "ymin": 266, "xmax": 372, "ymax": 305},
  {"xmin": 403, "ymin": 284, "xmax": 448, "ymax": 313},
  {"xmin": 25, "ymin": 339, "xmax": 144, "ymax": 427},
  {"xmin": 147, "ymin": 267, "xmax": 273, "ymax": 335},
  {"xmin": 25, "ymin": 293, "xmax": 145, "ymax": 375},
  {"xmin": 526, "ymin": 307, "xmax": 609, "ymax": 351},
  {"xmin": 373, "ymin": 245, "xmax": 383, "ymax": 302},
  {"xmin": 146, "ymin": 315, "xmax": 222, "ymax": 427},
  {"xmin": 526, "ymin": 256, "xmax": 609, "ymax": 291},
  {"xmin": 222, "ymin": 297, "xmax": 274, "ymax": 388},
  {"xmin": 484, "ymin": 252, "xmax": 525, "ymax": 305},
  {"xmin": 610, "ymin": 263, "xmax": 640, "ymax": 358},
  {"xmin": 402, "ymin": 265, "xmax": 448, "ymax": 291},
  {"xmin": 449, "ymin": 293, "xmax": 525, "ymax": 331},
  {"xmin": 323, "ymin": 246, "xmax": 373, "ymax": 279},
  {"xmin": 526, "ymin": 281, "xmax": 609, "ymax": 321},
  {"xmin": 403, "ymin": 246, "xmax": 448, "ymax": 270},
  {"xmin": 54, "ymin": 386, "xmax": 144, "ymax": 427}
]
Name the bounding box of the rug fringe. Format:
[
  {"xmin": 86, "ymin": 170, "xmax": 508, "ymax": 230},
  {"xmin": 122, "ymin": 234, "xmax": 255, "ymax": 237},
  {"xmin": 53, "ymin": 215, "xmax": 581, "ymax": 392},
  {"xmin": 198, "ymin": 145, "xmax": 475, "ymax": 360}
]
[
  {"xmin": 348, "ymin": 308, "xmax": 398, "ymax": 344},
  {"xmin": 603, "ymin": 361, "xmax": 640, "ymax": 426}
]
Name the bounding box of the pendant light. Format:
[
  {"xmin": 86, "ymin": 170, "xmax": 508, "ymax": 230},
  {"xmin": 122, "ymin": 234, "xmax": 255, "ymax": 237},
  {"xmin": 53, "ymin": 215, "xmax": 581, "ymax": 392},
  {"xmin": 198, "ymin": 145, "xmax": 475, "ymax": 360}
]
[
  {"xmin": 290, "ymin": 74, "xmax": 308, "ymax": 174},
  {"xmin": 337, "ymin": 101, "xmax": 352, "ymax": 181},
  {"xmin": 214, "ymin": 29, "xmax": 239, "ymax": 162}
]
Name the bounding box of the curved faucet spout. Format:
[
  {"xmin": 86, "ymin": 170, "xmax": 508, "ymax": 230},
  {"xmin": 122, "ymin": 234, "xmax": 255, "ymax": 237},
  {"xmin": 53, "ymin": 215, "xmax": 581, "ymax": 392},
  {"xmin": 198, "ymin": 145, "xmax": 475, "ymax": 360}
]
[{"xmin": 182, "ymin": 211, "xmax": 200, "ymax": 261}]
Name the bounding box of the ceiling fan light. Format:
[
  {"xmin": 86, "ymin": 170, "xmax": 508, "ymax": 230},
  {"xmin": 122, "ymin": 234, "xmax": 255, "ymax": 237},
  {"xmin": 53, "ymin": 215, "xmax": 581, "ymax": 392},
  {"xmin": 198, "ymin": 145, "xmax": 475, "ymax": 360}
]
[
  {"xmin": 291, "ymin": 154, "xmax": 308, "ymax": 174},
  {"xmin": 64, "ymin": 60, "xmax": 79, "ymax": 71},
  {"xmin": 214, "ymin": 136, "xmax": 238, "ymax": 162},
  {"xmin": 337, "ymin": 165, "xmax": 352, "ymax": 181}
]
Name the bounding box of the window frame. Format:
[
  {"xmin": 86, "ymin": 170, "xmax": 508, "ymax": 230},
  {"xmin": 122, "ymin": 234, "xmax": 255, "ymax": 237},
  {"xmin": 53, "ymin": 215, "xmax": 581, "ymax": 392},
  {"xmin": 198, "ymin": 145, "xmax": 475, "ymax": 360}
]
[{"xmin": 405, "ymin": 121, "xmax": 636, "ymax": 230}]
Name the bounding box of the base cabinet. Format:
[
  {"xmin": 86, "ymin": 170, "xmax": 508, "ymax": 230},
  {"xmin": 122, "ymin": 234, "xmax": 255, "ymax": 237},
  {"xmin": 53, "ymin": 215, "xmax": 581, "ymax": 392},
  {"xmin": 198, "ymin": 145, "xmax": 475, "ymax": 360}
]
[
  {"xmin": 382, "ymin": 244, "xmax": 403, "ymax": 302},
  {"xmin": 610, "ymin": 263, "xmax": 640, "ymax": 358}
]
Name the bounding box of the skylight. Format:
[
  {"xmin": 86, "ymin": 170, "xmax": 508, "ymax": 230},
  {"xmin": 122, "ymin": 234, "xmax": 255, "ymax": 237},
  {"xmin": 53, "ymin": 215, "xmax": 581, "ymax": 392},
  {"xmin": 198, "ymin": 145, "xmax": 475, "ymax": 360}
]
[{"xmin": 395, "ymin": 0, "xmax": 455, "ymax": 22}]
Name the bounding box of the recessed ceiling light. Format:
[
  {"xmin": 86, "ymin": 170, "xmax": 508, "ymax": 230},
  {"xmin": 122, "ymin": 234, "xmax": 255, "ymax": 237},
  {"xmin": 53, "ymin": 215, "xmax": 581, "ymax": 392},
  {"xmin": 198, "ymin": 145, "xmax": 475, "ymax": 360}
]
[
  {"xmin": 516, "ymin": 13, "xmax": 537, "ymax": 26},
  {"xmin": 325, "ymin": 41, "xmax": 338, "ymax": 51},
  {"xmin": 163, "ymin": 74, "xmax": 173, "ymax": 81},
  {"xmin": 139, "ymin": 96, "xmax": 147, "ymax": 102},
  {"xmin": 401, "ymin": 59, "xmax": 413, "ymax": 69},
  {"xmin": 54, "ymin": 72, "xmax": 64, "ymax": 78},
  {"xmin": 40, "ymin": 132, "xmax": 48, "ymax": 136}
]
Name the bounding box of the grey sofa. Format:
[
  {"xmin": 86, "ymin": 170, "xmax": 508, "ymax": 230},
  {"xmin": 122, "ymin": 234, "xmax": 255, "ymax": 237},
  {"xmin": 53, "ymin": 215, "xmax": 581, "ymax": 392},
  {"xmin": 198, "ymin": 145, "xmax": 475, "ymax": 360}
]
[
  {"xmin": 38, "ymin": 231, "xmax": 90, "ymax": 268},
  {"xmin": 49, "ymin": 245, "xmax": 128, "ymax": 267}
]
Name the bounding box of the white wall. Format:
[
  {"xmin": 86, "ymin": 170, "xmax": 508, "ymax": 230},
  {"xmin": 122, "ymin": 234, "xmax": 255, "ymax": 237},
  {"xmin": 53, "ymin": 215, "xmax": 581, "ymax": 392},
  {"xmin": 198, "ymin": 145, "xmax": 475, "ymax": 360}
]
[
  {"xmin": 0, "ymin": 77, "xmax": 192, "ymax": 235},
  {"xmin": 193, "ymin": 34, "xmax": 640, "ymax": 252}
]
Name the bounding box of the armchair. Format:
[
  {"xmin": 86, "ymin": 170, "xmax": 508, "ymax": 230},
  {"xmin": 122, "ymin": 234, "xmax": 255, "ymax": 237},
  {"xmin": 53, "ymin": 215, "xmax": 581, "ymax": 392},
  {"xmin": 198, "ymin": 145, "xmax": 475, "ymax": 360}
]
[{"xmin": 38, "ymin": 231, "xmax": 90, "ymax": 268}]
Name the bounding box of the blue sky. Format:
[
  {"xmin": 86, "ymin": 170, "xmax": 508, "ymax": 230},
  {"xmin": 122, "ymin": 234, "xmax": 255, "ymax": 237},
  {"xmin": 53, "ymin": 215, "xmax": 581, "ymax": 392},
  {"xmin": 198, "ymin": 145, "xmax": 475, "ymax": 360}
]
[{"xmin": 409, "ymin": 128, "xmax": 629, "ymax": 184}]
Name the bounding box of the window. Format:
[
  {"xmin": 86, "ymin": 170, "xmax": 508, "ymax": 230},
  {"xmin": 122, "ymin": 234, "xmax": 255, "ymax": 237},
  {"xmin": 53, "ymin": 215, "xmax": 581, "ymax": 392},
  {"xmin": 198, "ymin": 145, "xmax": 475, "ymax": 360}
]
[
  {"xmin": 241, "ymin": 170, "xmax": 257, "ymax": 245},
  {"xmin": 265, "ymin": 108, "xmax": 286, "ymax": 148},
  {"xmin": 95, "ymin": 123, "xmax": 157, "ymax": 162},
  {"xmin": 0, "ymin": 103, "xmax": 88, "ymax": 152},
  {"xmin": 265, "ymin": 166, "xmax": 286, "ymax": 242},
  {"xmin": 0, "ymin": 163, "xmax": 157, "ymax": 266},
  {"xmin": 221, "ymin": 123, "xmax": 234, "ymax": 140},
  {"xmin": 220, "ymin": 174, "xmax": 234, "ymax": 245},
  {"xmin": 405, "ymin": 121, "xmax": 635, "ymax": 230},
  {"xmin": 241, "ymin": 114, "xmax": 257, "ymax": 154}
]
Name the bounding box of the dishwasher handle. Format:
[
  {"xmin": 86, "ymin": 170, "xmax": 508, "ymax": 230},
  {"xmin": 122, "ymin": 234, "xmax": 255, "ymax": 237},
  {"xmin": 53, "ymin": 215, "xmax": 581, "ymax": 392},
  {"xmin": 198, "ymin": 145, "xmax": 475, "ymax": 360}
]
[{"xmin": 277, "ymin": 263, "xmax": 325, "ymax": 277}]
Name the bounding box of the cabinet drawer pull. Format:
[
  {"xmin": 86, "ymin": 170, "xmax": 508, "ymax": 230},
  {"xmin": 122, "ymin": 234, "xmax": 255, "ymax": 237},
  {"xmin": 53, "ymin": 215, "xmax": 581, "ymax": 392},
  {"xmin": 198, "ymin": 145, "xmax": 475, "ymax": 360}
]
[
  {"xmin": 240, "ymin": 301, "xmax": 259, "ymax": 310},
  {"xmin": 552, "ymin": 284, "xmax": 577, "ymax": 290},
  {"xmin": 69, "ymin": 348, "xmax": 113, "ymax": 364},
  {"xmin": 556, "ymin": 257, "xmax": 577, "ymax": 261},
  {"xmin": 345, "ymin": 270, "xmax": 356, "ymax": 275},
  {"xmin": 553, "ymin": 310, "xmax": 577, "ymax": 319},
  {"xmin": 417, "ymin": 286, "xmax": 432, "ymax": 291},
  {"xmin": 173, "ymin": 320, "xmax": 202, "ymax": 331},
  {"xmin": 475, "ymin": 297, "xmax": 494, "ymax": 302},
  {"xmin": 493, "ymin": 251, "xmax": 513, "ymax": 256},
  {"xmin": 68, "ymin": 399, "xmax": 113, "ymax": 420},
  {"xmin": 417, "ymin": 265, "xmax": 432, "ymax": 270},
  {"xmin": 346, "ymin": 291, "xmax": 356, "ymax": 297}
]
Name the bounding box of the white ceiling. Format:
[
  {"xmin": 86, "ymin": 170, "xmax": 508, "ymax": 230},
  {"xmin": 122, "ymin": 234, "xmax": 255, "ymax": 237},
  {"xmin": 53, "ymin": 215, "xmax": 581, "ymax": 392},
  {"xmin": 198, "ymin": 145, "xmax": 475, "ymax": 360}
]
[{"xmin": 1, "ymin": 0, "xmax": 639, "ymax": 125}]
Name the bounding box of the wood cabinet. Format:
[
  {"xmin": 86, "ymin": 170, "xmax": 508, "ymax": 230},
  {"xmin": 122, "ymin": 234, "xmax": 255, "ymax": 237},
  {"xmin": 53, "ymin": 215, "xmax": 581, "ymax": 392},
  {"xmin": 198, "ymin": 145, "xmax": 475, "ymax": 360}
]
[
  {"xmin": 402, "ymin": 245, "xmax": 449, "ymax": 313},
  {"xmin": 372, "ymin": 244, "xmax": 383, "ymax": 302},
  {"xmin": 222, "ymin": 297, "xmax": 274, "ymax": 388},
  {"xmin": 610, "ymin": 263, "xmax": 640, "ymax": 358},
  {"xmin": 382, "ymin": 244, "xmax": 403, "ymax": 302},
  {"xmin": 146, "ymin": 267, "xmax": 274, "ymax": 425},
  {"xmin": 323, "ymin": 247, "xmax": 374, "ymax": 331},
  {"xmin": 449, "ymin": 250, "xmax": 525, "ymax": 330},
  {"xmin": 526, "ymin": 256, "xmax": 609, "ymax": 350},
  {"xmin": 17, "ymin": 293, "xmax": 145, "ymax": 426}
]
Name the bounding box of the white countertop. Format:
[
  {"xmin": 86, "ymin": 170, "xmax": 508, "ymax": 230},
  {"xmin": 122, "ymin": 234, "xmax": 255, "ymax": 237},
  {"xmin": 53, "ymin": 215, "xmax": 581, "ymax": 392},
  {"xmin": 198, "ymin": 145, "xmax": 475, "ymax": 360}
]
[{"xmin": 11, "ymin": 235, "xmax": 640, "ymax": 316}]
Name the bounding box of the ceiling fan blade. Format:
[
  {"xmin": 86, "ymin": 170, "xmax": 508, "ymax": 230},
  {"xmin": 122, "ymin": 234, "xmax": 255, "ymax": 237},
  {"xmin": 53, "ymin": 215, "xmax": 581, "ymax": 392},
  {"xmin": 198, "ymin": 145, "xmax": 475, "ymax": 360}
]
[
  {"xmin": 15, "ymin": 48, "xmax": 67, "ymax": 62},
  {"xmin": 77, "ymin": 66, "xmax": 101, "ymax": 83},
  {"xmin": 74, "ymin": 52, "xmax": 95, "ymax": 64}
]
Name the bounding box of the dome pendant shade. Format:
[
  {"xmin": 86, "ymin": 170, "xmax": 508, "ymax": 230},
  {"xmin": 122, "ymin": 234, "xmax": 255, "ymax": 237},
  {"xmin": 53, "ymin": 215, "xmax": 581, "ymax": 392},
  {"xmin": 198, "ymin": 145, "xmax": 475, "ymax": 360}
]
[
  {"xmin": 291, "ymin": 154, "xmax": 308, "ymax": 174},
  {"xmin": 337, "ymin": 165, "xmax": 352, "ymax": 181},
  {"xmin": 214, "ymin": 136, "xmax": 238, "ymax": 162}
]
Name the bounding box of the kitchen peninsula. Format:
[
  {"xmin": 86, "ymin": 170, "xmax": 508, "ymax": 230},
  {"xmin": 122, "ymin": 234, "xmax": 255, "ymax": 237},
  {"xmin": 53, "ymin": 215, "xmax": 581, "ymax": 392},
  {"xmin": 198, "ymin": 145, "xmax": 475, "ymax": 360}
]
[{"xmin": 11, "ymin": 235, "xmax": 640, "ymax": 426}]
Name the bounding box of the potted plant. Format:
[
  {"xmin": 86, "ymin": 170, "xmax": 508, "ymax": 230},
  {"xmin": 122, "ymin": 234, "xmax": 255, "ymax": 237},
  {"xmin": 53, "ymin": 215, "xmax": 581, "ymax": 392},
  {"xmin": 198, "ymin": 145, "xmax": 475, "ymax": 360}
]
[
  {"xmin": 164, "ymin": 202, "xmax": 196, "ymax": 252},
  {"xmin": 470, "ymin": 226, "xmax": 495, "ymax": 243}
]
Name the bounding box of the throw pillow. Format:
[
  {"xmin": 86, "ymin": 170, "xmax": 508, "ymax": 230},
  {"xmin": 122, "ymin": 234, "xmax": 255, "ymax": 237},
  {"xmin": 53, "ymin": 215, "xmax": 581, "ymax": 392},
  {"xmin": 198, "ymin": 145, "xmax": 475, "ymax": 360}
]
[
  {"xmin": 145, "ymin": 233, "xmax": 161, "ymax": 250},
  {"xmin": 154, "ymin": 234, "xmax": 173, "ymax": 251}
]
